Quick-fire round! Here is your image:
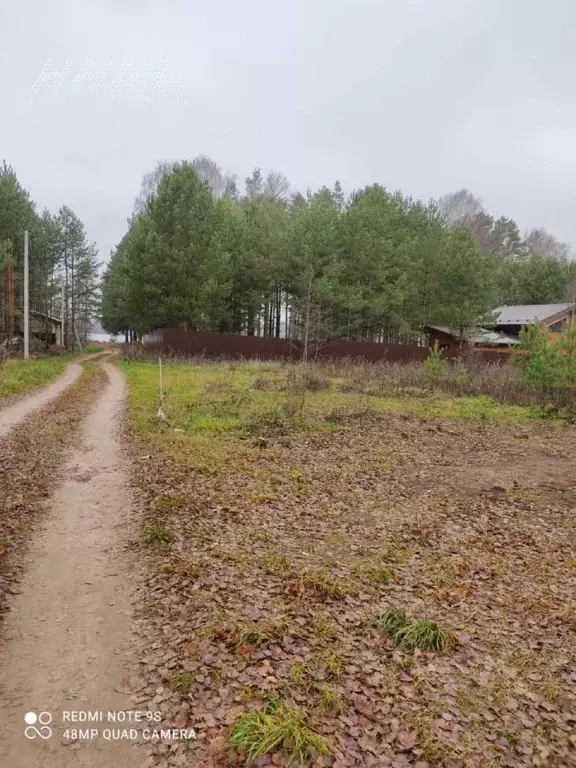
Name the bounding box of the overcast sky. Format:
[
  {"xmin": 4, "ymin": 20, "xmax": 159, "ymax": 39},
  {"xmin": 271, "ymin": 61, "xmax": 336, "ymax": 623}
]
[{"xmin": 2, "ymin": 0, "xmax": 575, "ymax": 261}]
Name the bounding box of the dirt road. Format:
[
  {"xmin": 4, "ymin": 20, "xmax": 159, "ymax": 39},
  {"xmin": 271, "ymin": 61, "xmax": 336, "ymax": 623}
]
[
  {"xmin": 0, "ymin": 360, "xmax": 84, "ymax": 439},
  {"xmin": 0, "ymin": 361, "xmax": 140, "ymax": 767}
]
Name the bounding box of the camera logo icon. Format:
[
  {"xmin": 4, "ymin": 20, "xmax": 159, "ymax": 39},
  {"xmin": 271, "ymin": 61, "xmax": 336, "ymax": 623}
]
[{"xmin": 24, "ymin": 711, "xmax": 52, "ymax": 740}]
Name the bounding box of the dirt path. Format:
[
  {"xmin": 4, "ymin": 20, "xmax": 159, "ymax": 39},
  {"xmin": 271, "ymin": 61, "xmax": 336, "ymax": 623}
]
[
  {"xmin": 0, "ymin": 361, "xmax": 141, "ymax": 768},
  {"xmin": 0, "ymin": 360, "xmax": 84, "ymax": 439}
]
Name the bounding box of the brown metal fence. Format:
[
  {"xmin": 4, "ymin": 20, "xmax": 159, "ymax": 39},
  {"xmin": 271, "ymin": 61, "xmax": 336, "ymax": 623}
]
[{"xmin": 143, "ymin": 329, "xmax": 469, "ymax": 363}]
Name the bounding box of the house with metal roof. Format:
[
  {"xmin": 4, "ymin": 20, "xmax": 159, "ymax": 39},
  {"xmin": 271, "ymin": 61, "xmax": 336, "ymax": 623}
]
[
  {"xmin": 491, "ymin": 303, "xmax": 574, "ymax": 336},
  {"xmin": 425, "ymin": 303, "xmax": 574, "ymax": 356}
]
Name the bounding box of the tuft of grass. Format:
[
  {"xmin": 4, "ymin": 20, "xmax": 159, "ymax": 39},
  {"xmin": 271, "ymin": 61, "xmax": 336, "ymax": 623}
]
[
  {"xmin": 300, "ymin": 571, "xmax": 358, "ymax": 600},
  {"xmin": 378, "ymin": 608, "xmax": 410, "ymax": 638},
  {"xmin": 354, "ymin": 563, "xmax": 395, "ymax": 584},
  {"xmin": 244, "ymin": 406, "xmax": 289, "ymax": 436},
  {"xmin": 289, "ymin": 651, "xmax": 343, "ymax": 689},
  {"xmin": 301, "ymin": 372, "xmax": 330, "ymax": 391},
  {"xmin": 260, "ymin": 554, "xmax": 293, "ymax": 575},
  {"xmin": 197, "ymin": 613, "xmax": 232, "ymax": 641},
  {"xmin": 247, "ymin": 527, "xmax": 274, "ymax": 543},
  {"xmin": 168, "ymin": 671, "xmax": 195, "ymax": 694},
  {"xmin": 252, "ymin": 376, "xmax": 284, "ymax": 391},
  {"xmin": 316, "ymin": 683, "xmax": 345, "ymax": 715},
  {"xmin": 152, "ymin": 493, "xmax": 189, "ymax": 512},
  {"xmin": 394, "ymin": 619, "xmax": 453, "ymax": 652},
  {"xmin": 161, "ymin": 559, "xmax": 206, "ymax": 578},
  {"xmin": 377, "ymin": 610, "xmax": 452, "ymax": 652},
  {"xmin": 235, "ymin": 623, "xmax": 271, "ymax": 648},
  {"xmin": 141, "ymin": 522, "xmax": 174, "ymax": 547},
  {"xmin": 227, "ymin": 699, "xmax": 329, "ymax": 765},
  {"xmin": 313, "ymin": 613, "xmax": 339, "ymax": 642}
]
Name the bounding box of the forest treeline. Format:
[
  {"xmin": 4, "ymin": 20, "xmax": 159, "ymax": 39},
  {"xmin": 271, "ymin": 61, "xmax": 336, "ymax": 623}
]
[
  {"xmin": 102, "ymin": 158, "xmax": 576, "ymax": 347},
  {"xmin": 0, "ymin": 161, "xmax": 99, "ymax": 346}
]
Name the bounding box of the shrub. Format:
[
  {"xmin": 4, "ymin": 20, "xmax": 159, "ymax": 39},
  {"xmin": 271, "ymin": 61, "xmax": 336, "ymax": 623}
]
[
  {"xmin": 515, "ymin": 322, "xmax": 566, "ymax": 385},
  {"xmin": 423, "ymin": 342, "xmax": 447, "ymax": 379},
  {"xmin": 244, "ymin": 406, "xmax": 288, "ymax": 436}
]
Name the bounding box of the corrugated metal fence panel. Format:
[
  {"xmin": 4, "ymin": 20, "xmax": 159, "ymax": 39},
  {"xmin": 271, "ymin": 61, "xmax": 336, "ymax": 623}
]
[{"xmin": 155, "ymin": 329, "xmax": 443, "ymax": 362}]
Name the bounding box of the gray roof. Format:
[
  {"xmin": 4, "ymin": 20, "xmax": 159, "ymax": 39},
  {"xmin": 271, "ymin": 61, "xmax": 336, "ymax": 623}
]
[
  {"xmin": 494, "ymin": 303, "xmax": 573, "ymax": 326},
  {"xmin": 427, "ymin": 325, "xmax": 520, "ymax": 346},
  {"xmin": 30, "ymin": 309, "xmax": 62, "ymax": 325}
]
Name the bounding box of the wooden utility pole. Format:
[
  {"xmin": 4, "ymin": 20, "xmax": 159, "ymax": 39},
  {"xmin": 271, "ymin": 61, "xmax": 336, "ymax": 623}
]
[
  {"xmin": 23, "ymin": 231, "xmax": 29, "ymax": 359},
  {"xmin": 61, "ymin": 281, "xmax": 65, "ymax": 347}
]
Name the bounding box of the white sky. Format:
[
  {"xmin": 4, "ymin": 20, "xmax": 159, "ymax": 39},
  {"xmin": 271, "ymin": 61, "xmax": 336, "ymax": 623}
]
[{"xmin": 2, "ymin": 0, "xmax": 575, "ymax": 259}]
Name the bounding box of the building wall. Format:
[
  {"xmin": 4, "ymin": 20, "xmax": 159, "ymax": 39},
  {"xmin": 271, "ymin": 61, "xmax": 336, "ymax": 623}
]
[{"xmin": 426, "ymin": 329, "xmax": 464, "ymax": 357}]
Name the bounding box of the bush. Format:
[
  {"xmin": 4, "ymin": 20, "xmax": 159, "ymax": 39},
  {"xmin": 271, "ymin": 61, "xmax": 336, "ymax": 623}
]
[
  {"xmin": 423, "ymin": 342, "xmax": 447, "ymax": 379},
  {"xmin": 514, "ymin": 323, "xmax": 566, "ymax": 385},
  {"xmin": 244, "ymin": 406, "xmax": 288, "ymax": 436}
]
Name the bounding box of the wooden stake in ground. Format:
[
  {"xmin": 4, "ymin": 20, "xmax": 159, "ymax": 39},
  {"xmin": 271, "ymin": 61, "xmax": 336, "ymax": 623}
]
[{"xmin": 157, "ymin": 357, "xmax": 166, "ymax": 421}]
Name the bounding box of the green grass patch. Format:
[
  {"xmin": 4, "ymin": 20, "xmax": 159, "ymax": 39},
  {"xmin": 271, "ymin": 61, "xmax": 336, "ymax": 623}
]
[
  {"xmin": 168, "ymin": 671, "xmax": 195, "ymax": 694},
  {"xmin": 117, "ymin": 359, "xmax": 551, "ymax": 479},
  {"xmin": 377, "ymin": 610, "xmax": 453, "ymax": 652},
  {"xmin": 141, "ymin": 522, "xmax": 174, "ymax": 548},
  {"xmin": 0, "ymin": 357, "xmax": 70, "ymax": 398},
  {"xmin": 395, "ymin": 619, "xmax": 453, "ymax": 652},
  {"xmin": 118, "ymin": 359, "xmax": 541, "ymax": 451},
  {"xmin": 354, "ymin": 563, "xmax": 394, "ymax": 584},
  {"xmin": 378, "ymin": 608, "xmax": 410, "ymax": 638},
  {"xmin": 299, "ymin": 571, "xmax": 358, "ymax": 599},
  {"xmin": 227, "ymin": 699, "xmax": 329, "ymax": 765},
  {"xmin": 235, "ymin": 623, "xmax": 271, "ymax": 648}
]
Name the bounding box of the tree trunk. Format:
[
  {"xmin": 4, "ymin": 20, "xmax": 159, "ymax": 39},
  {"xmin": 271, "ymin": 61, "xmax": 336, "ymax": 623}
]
[
  {"xmin": 247, "ymin": 307, "xmax": 255, "ymax": 336},
  {"xmin": 275, "ymin": 288, "xmax": 281, "ymax": 338},
  {"xmin": 303, "ymin": 276, "xmax": 313, "ymax": 362}
]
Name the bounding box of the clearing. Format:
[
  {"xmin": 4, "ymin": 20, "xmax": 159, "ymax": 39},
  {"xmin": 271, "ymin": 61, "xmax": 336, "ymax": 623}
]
[{"xmin": 121, "ymin": 358, "xmax": 576, "ymax": 767}]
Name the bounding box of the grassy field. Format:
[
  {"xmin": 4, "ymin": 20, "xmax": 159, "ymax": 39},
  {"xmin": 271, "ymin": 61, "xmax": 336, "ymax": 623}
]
[
  {"xmin": 121, "ymin": 359, "xmax": 576, "ymax": 767},
  {"xmin": 0, "ymin": 357, "xmax": 70, "ymax": 400}
]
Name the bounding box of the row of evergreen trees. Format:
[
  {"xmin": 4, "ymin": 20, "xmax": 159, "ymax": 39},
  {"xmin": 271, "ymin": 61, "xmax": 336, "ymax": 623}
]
[
  {"xmin": 100, "ymin": 158, "xmax": 575, "ymax": 346},
  {"xmin": 0, "ymin": 162, "xmax": 100, "ymax": 347}
]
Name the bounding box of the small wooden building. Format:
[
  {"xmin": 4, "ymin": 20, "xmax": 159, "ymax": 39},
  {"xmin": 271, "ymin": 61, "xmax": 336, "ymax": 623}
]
[
  {"xmin": 425, "ymin": 325, "xmax": 519, "ymax": 356},
  {"xmin": 15, "ymin": 310, "xmax": 64, "ymax": 346}
]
